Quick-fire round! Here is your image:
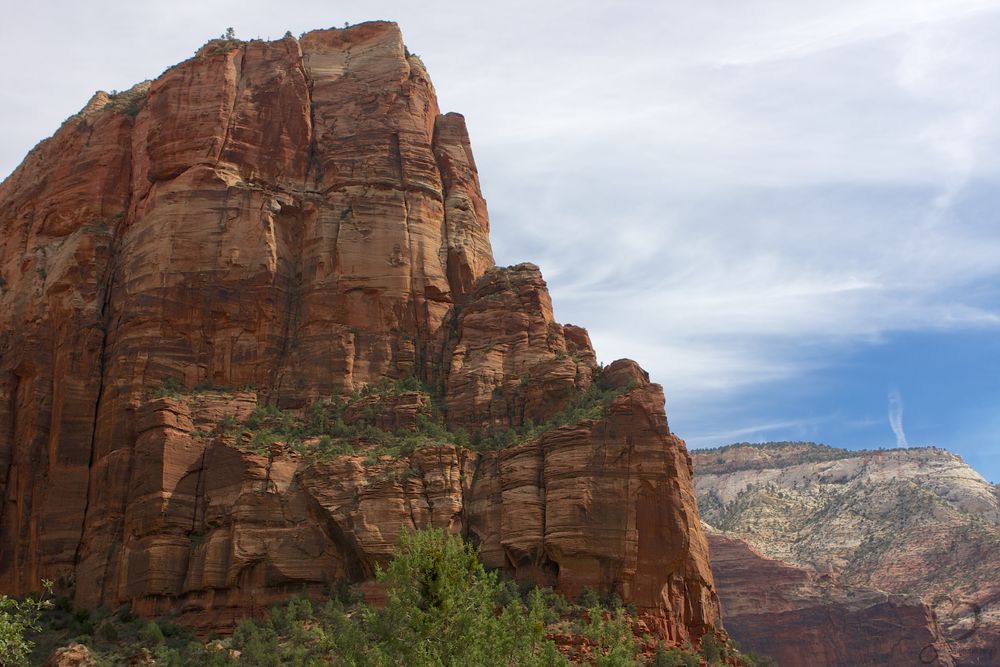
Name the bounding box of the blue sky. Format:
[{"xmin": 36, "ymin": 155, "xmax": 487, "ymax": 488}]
[
  {"xmin": 1, "ymin": 1, "xmax": 998, "ymax": 482},
  {"xmin": 662, "ymin": 329, "xmax": 1000, "ymax": 481}
]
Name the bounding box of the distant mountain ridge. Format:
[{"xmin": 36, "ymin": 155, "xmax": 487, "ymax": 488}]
[
  {"xmin": 693, "ymin": 441, "xmax": 1000, "ymax": 667},
  {"xmin": 695, "ymin": 440, "xmax": 980, "ymax": 474}
]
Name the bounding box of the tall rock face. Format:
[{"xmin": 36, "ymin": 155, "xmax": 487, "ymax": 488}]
[
  {"xmin": 467, "ymin": 373, "xmax": 717, "ymax": 644},
  {"xmin": 695, "ymin": 443, "xmax": 1000, "ymax": 667},
  {"xmin": 707, "ymin": 529, "xmax": 954, "ymax": 667},
  {"xmin": 0, "ymin": 22, "xmax": 719, "ymax": 645}
]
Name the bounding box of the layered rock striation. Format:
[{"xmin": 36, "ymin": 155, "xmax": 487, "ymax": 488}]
[
  {"xmin": 0, "ymin": 22, "xmax": 718, "ymax": 644},
  {"xmin": 707, "ymin": 529, "xmax": 954, "ymax": 666},
  {"xmin": 695, "ymin": 443, "xmax": 1000, "ymax": 667}
]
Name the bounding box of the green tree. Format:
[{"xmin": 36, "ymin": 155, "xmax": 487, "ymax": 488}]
[
  {"xmin": 701, "ymin": 633, "xmax": 724, "ymax": 665},
  {"xmin": 581, "ymin": 605, "xmax": 639, "ymax": 666},
  {"xmin": 651, "ymin": 644, "xmax": 700, "ymax": 667},
  {"xmin": 0, "ymin": 580, "xmax": 53, "ymax": 667},
  {"xmin": 365, "ymin": 527, "xmax": 568, "ymax": 666},
  {"xmin": 137, "ymin": 619, "xmax": 165, "ymax": 648},
  {"xmin": 231, "ymin": 618, "xmax": 280, "ymax": 666}
]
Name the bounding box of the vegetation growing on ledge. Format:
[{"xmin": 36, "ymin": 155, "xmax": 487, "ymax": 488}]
[
  {"xmin": 151, "ymin": 374, "xmax": 633, "ymax": 462},
  {"xmin": 224, "ymin": 377, "xmax": 456, "ymax": 461},
  {"xmin": 698, "ymin": 441, "xmax": 844, "ymax": 455},
  {"xmin": 469, "ymin": 381, "xmax": 632, "ymax": 452},
  {"xmin": 694, "ymin": 441, "xmax": 861, "ymax": 475},
  {"xmin": 23, "ymin": 529, "xmax": 766, "ymax": 666},
  {"xmin": 100, "ymin": 83, "xmax": 151, "ymax": 119}
]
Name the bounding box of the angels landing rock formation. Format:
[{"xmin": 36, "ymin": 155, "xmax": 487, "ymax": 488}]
[{"xmin": 0, "ymin": 21, "xmax": 719, "ymax": 644}]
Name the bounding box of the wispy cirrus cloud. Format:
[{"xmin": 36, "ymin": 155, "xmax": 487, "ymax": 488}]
[
  {"xmin": 888, "ymin": 389, "xmax": 909, "ymax": 448},
  {"xmin": 2, "ymin": 1, "xmax": 1000, "ymax": 463}
]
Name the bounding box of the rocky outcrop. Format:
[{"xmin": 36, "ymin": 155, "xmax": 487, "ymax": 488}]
[
  {"xmin": 342, "ymin": 391, "xmax": 430, "ymax": 431},
  {"xmin": 434, "ymin": 262, "xmax": 597, "ymax": 429},
  {"xmin": 1, "ymin": 21, "xmax": 487, "ymax": 601},
  {"xmin": 695, "ymin": 443, "xmax": 1000, "ymax": 667},
  {"xmin": 61, "ymin": 378, "xmax": 716, "ymax": 643},
  {"xmin": 44, "ymin": 643, "xmax": 96, "ymax": 667},
  {"xmin": 707, "ymin": 529, "xmax": 954, "ymax": 666},
  {"xmin": 468, "ymin": 383, "xmax": 717, "ymax": 644},
  {"xmin": 0, "ymin": 22, "xmax": 719, "ymax": 646}
]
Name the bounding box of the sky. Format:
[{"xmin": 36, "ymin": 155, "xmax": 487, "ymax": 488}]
[{"xmin": 1, "ymin": 1, "xmax": 998, "ymax": 481}]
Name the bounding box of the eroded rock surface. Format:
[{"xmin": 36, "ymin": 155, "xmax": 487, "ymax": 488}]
[
  {"xmin": 695, "ymin": 443, "xmax": 1000, "ymax": 667},
  {"xmin": 708, "ymin": 529, "xmax": 954, "ymax": 667},
  {"xmin": 434, "ymin": 262, "xmax": 597, "ymax": 429},
  {"xmin": 48, "ymin": 379, "xmax": 717, "ymax": 644},
  {"xmin": 44, "ymin": 643, "xmax": 96, "ymax": 667},
  {"xmin": 0, "ymin": 21, "xmax": 719, "ymax": 646}
]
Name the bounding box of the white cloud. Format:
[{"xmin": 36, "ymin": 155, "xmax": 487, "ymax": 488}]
[
  {"xmin": 888, "ymin": 388, "xmax": 909, "ymax": 448},
  {"xmin": 3, "ymin": 0, "xmax": 1000, "ymax": 449}
]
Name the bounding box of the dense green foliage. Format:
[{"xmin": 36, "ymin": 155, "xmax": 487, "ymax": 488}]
[
  {"xmin": 350, "ymin": 527, "xmax": 568, "ymax": 665},
  {"xmin": 152, "ymin": 375, "xmax": 630, "ymax": 462},
  {"xmin": 23, "ymin": 529, "xmax": 761, "ymax": 666},
  {"xmin": 0, "ymin": 581, "xmax": 52, "ymax": 667},
  {"xmin": 580, "ymin": 606, "xmax": 640, "ymax": 667},
  {"xmin": 26, "ymin": 599, "xmax": 199, "ymax": 667},
  {"xmin": 468, "ymin": 381, "xmax": 630, "ymax": 451}
]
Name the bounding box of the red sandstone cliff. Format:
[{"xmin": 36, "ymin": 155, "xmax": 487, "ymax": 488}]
[
  {"xmin": 0, "ymin": 22, "xmax": 718, "ymax": 645},
  {"xmin": 707, "ymin": 529, "xmax": 955, "ymax": 666}
]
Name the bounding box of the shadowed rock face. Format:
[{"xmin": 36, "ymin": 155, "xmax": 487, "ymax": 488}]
[
  {"xmin": 0, "ymin": 21, "xmax": 719, "ymax": 644},
  {"xmin": 707, "ymin": 530, "xmax": 955, "ymax": 667},
  {"xmin": 695, "ymin": 443, "xmax": 1000, "ymax": 667}
]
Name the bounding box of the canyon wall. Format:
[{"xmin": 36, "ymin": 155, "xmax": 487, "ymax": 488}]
[
  {"xmin": 696, "ymin": 443, "xmax": 1000, "ymax": 666},
  {"xmin": 0, "ymin": 21, "xmax": 718, "ymax": 645},
  {"xmin": 707, "ymin": 529, "xmax": 954, "ymax": 666}
]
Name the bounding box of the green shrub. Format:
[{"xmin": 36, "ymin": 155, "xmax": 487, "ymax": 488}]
[
  {"xmin": 582, "ymin": 605, "xmax": 638, "ymax": 666},
  {"xmin": 137, "ymin": 619, "xmax": 165, "ymax": 648},
  {"xmin": 368, "ymin": 527, "xmax": 567, "ymax": 666},
  {"xmin": 471, "ymin": 381, "xmax": 630, "ymax": 451},
  {"xmin": 0, "ymin": 580, "xmax": 53, "ymax": 667},
  {"xmin": 651, "ymin": 645, "xmax": 700, "ymax": 667},
  {"xmin": 96, "ymin": 619, "xmax": 118, "ymax": 643},
  {"xmin": 154, "ymin": 377, "xmax": 184, "ymax": 398},
  {"xmin": 577, "ymin": 587, "xmax": 603, "ymax": 609},
  {"xmin": 701, "ymin": 632, "xmax": 724, "ymax": 665}
]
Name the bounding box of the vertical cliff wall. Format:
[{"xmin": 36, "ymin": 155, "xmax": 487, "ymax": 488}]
[
  {"xmin": 0, "ymin": 21, "xmax": 718, "ymax": 645},
  {"xmin": 707, "ymin": 530, "xmax": 954, "ymax": 666}
]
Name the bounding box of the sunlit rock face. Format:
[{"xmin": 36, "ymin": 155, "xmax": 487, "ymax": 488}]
[{"xmin": 0, "ymin": 21, "xmax": 720, "ymax": 645}]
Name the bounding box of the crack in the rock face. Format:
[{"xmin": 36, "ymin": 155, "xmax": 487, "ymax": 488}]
[
  {"xmin": 72, "ymin": 177, "xmax": 129, "ymax": 584},
  {"xmin": 267, "ymin": 202, "xmax": 305, "ymax": 401},
  {"xmin": 418, "ymin": 452, "xmax": 435, "ymax": 527},
  {"xmin": 538, "ymin": 438, "xmax": 549, "ymax": 574},
  {"xmin": 458, "ymin": 447, "xmax": 478, "ymax": 540},
  {"xmin": 191, "ymin": 448, "xmax": 209, "ymax": 534},
  {"xmin": 299, "ymin": 41, "xmax": 321, "ymax": 193},
  {"xmin": 216, "ymin": 47, "xmax": 245, "ymax": 165}
]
